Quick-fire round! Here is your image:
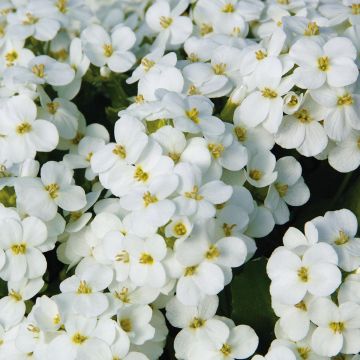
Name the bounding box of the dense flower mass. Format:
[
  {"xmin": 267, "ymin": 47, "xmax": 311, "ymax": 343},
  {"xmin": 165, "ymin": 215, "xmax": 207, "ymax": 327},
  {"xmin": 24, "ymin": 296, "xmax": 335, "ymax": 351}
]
[{"xmin": 0, "ymin": 0, "xmax": 360, "ymax": 359}]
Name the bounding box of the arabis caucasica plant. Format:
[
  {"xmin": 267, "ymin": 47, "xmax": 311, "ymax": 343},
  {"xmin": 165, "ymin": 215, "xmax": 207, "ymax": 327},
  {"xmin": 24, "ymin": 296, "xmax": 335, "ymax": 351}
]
[{"xmin": 1, "ymin": 0, "xmax": 360, "ymax": 359}]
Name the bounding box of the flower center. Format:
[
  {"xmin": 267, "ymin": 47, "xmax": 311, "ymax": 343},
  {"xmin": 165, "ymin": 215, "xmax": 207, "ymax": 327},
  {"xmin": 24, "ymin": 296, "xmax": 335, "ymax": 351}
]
[
  {"xmin": 32, "ymin": 64, "xmax": 45, "ymax": 78},
  {"xmin": 134, "ymin": 166, "xmax": 149, "ymax": 182},
  {"xmin": 160, "ymin": 16, "xmax": 173, "ymax": 29},
  {"xmin": 168, "ymin": 152, "xmax": 180, "ymax": 163},
  {"xmin": 213, "ymin": 63, "xmax": 227, "ymax": 75},
  {"xmin": 317, "ymin": 56, "xmax": 330, "ymax": 71},
  {"xmin": 47, "ymin": 101, "xmax": 60, "ymax": 114},
  {"xmin": 235, "ymin": 126, "xmax": 247, "ymax": 142},
  {"xmin": 185, "ymin": 186, "xmax": 203, "ymax": 200},
  {"xmin": 222, "ymin": 3, "xmax": 235, "ymax": 12},
  {"xmin": 77, "ymin": 280, "xmax": 92, "ymax": 294},
  {"xmin": 295, "ymin": 108, "xmax": 312, "ymax": 123},
  {"xmin": 9, "ymin": 289, "xmax": 22, "ymax": 301},
  {"xmin": 174, "ymin": 222, "xmax": 187, "ymax": 236},
  {"xmin": 288, "ymin": 95, "xmax": 299, "ymax": 107},
  {"xmin": 255, "ymin": 50, "xmax": 267, "ymax": 60},
  {"xmin": 23, "ymin": 12, "xmax": 38, "ymax": 25},
  {"xmin": 53, "ymin": 314, "xmax": 61, "ymax": 324},
  {"xmin": 297, "ymin": 266, "xmax": 309, "ymax": 282},
  {"xmin": 115, "ymin": 250, "xmax": 130, "ymax": 263},
  {"xmin": 85, "ymin": 152, "xmax": 93, "ymax": 162},
  {"xmin": 112, "ymin": 144, "xmax": 127, "ymax": 158},
  {"xmin": 103, "ymin": 44, "xmax": 113, "ymax": 57},
  {"xmin": 277, "ymin": 0, "xmax": 289, "ymax": 4},
  {"xmin": 143, "ymin": 191, "xmax": 158, "ymax": 207},
  {"xmin": 16, "ymin": 122, "xmax": 32, "ymax": 134},
  {"xmin": 297, "ymin": 347, "xmax": 311, "ymax": 359},
  {"xmin": 351, "ymin": 3, "xmax": 360, "ymax": 14},
  {"xmin": 208, "ymin": 143, "xmax": 225, "ymax": 158},
  {"xmin": 72, "ymin": 132, "xmax": 84, "ymax": 144},
  {"xmin": 56, "ymin": 0, "xmax": 68, "ymax": 13},
  {"xmin": 249, "ymin": 169, "xmax": 263, "ymax": 181},
  {"xmin": 115, "ymin": 287, "xmax": 130, "ymax": 303},
  {"xmin": 223, "ymin": 223, "xmax": 236, "ymax": 236},
  {"xmin": 120, "ymin": 318, "xmax": 132, "ymax": 332},
  {"xmin": 337, "ymin": 93, "xmax": 353, "ymax": 106},
  {"xmin": 295, "ymin": 300, "xmax": 307, "ymax": 311},
  {"xmin": 184, "ymin": 265, "xmax": 198, "ymax": 276},
  {"xmin": 139, "ymin": 253, "xmax": 154, "ymax": 265},
  {"xmin": 334, "ymin": 230, "xmax": 349, "ymax": 245},
  {"xmin": 141, "ymin": 57, "xmax": 155, "ymax": 71},
  {"xmin": 205, "ymin": 244, "xmax": 220, "ymax": 260},
  {"xmin": 45, "ymin": 183, "xmax": 60, "ymax": 199},
  {"xmin": 186, "ymin": 107, "xmax": 200, "ymax": 124},
  {"xmin": 188, "ymin": 85, "xmax": 200, "ymax": 95},
  {"xmin": 329, "ymin": 321, "xmax": 345, "ymax": 334},
  {"xmin": 72, "ymin": 332, "xmax": 88, "ymax": 345},
  {"xmin": 200, "ymin": 23, "xmax": 213, "ymax": 36},
  {"xmin": 5, "ymin": 50, "xmax": 18, "ymax": 65},
  {"xmin": 11, "ymin": 243, "xmax": 27, "ymax": 255},
  {"xmin": 261, "ymin": 88, "xmax": 278, "ymax": 98},
  {"xmin": 275, "ymin": 183, "xmax": 288, "ymax": 197},
  {"xmin": 304, "ymin": 22, "xmax": 319, "ymax": 36},
  {"xmin": 189, "ymin": 317, "xmax": 205, "ymax": 328},
  {"xmin": 220, "ymin": 343, "xmax": 232, "ymax": 356}
]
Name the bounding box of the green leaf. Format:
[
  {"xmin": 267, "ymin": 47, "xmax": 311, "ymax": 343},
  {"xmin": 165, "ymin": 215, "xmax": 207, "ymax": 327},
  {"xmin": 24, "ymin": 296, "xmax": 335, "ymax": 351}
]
[{"xmin": 231, "ymin": 257, "xmax": 276, "ymax": 354}]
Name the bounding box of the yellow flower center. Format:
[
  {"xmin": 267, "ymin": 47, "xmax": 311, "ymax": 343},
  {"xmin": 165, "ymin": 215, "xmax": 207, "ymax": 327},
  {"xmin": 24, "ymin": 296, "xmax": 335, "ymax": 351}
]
[
  {"xmin": 297, "ymin": 347, "xmax": 311, "ymax": 359},
  {"xmin": 45, "ymin": 183, "xmax": 60, "ymax": 199},
  {"xmin": 135, "ymin": 94, "xmax": 145, "ymax": 103},
  {"xmin": 351, "ymin": 3, "xmax": 360, "ymax": 14},
  {"xmin": 76, "ymin": 280, "xmax": 92, "ymax": 294},
  {"xmin": 297, "ymin": 266, "xmax": 309, "ymax": 282},
  {"xmin": 277, "ymin": 0, "xmax": 289, "ymax": 4},
  {"xmin": 185, "ymin": 186, "xmax": 203, "ymax": 200},
  {"xmin": 27, "ymin": 324, "xmax": 40, "ymax": 334},
  {"xmin": 295, "ymin": 108, "xmax": 312, "ymax": 123},
  {"xmin": 9, "ymin": 289, "xmax": 22, "ymax": 301},
  {"xmin": 337, "ymin": 93, "xmax": 353, "ymax": 106},
  {"xmin": 5, "ymin": 50, "xmax": 18, "ymax": 65},
  {"xmin": 329, "ymin": 321, "xmax": 345, "ymax": 334},
  {"xmin": 334, "ymin": 230, "xmax": 349, "ymax": 245},
  {"xmin": 103, "ymin": 44, "xmax": 113, "ymax": 57},
  {"xmin": 188, "ymin": 85, "xmax": 200, "ymax": 95},
  {"xmin": 275, "ymin": 183, "xmax": 288, "ymax": 197},
  {"xmin": 141, "ymin": 57, "xmax": 155, "ymax": 72},
  {"xmin": 249, "ymin": 169, "xmax": 263, "ymax": 181},
  {"xmin": 189, "ymin": 317, "xmax": 205, "ymax": 328},
  {"xmin": 295, "ymin": 300, "xmax": 307, "ymax": 311},
  {"xmin": 184, "ymin": 265, "xmax": 198, "ymax": 276},
  {"xmin": 143, "ymin": 191, "xmax": 158, "ymax": 207},
  {"xmin": 200, "ymin": 23, "xmax": 213, "ymax": 36},
  {"xmin": 304, "ymin": 22, "xmax": 319, "ymax": 36},
  {"xmin": 115, "ymin": 287, "xmax": 130, "ymax": 303},
  {"xmin": 72, "ymin": 132, "xmax": 84, "ymax": 145},
  {"xmin": 174, "ymin": 222, "xmax": 187, "ymax": 236},
  {"xmin": 235, "ymin": 126, "xmax": 247, "ymax": 142},
  {"xmin": 139, "ymin": 253, "xmax": 154, "ymax": 265},
  {"xmin": 186, "ymin": 107, "xmax": 200, "ymax": 124},
  {"xmin": 72, "ymin": 332, "xmax": 88, "ymax": 345},
  {"xmin": 255, "ymin": 50, "xmax": 267, "ymax": 60},
  {"xmin": 120, "ymin": 318, "xmax": 132, "ymax": 332},
  {"xmin": 168, "ymin": 152, "xmax": 180, "ymax": 163},
  {"xmin": 23, "ymin": 12, "xmax": 38, "ymax": 25},
  {"xmin": 115, "ymin": 250, "xmax": 130, "ymax": 263},
  {"xmin": 16, "ymin": 122, "xmax": 32, "ymax": 134},
  {"xmin": 160, "ymin": 16, "xmax": 173, "ymax": 29},
  {"xmin": 112, "ymin": 144, "xmax": 127, "ymax": 158},
  {"xmin": 134, "ymin": 166, "xmax": 149, "ymax": 182},
  {"xmin": 223, "ymin": 223, "xmax": 236, "ymax": 236},
  {"xmin": 47, "ymin": 101, "xmax": 60, "ymax": 115},
  {"xmin": 11, "ymin": 243, "xmax": 27, "ymax": 255},
  {"xmin": 188, "ymin": 53, "xmax": 199, "ymax": 62},
  {"xmin": 222, "ymin": 3, "xmax": 235, "ymax": 12},
  {"xmin": 220, "ymin": 343, "xmax": 232, "ymax": 356},
  {"xmin": 213, "ymin": 63, "xmax": 227, "ymax": 75},
  {"xmin": 205, "ymin": 244, "xmax": 220, "ymax": 260},
  {"xmin": 32, "ymin": 64, "xmax": 45, "ymax": 78},
  {"xmin": 288, "ymin": 95, "xmax": 299, "ymax": 107},
  {"xmin": 261, "ymin": 88, "xmax": 278, "ymax": 99},
  {"xmin": 53, "ymin": 314, "xmax": 61, "ymax": 325},
  {"xmin": 317, "ymin": 56, "xmax": 330, "ymax": 71},
  {"xmin": 208, "ymin": 143, "xmax": 225, "ymax": 158},
  {"xmin": 56, "ymin": 0, "xmax": 68, "ymax": 13}
]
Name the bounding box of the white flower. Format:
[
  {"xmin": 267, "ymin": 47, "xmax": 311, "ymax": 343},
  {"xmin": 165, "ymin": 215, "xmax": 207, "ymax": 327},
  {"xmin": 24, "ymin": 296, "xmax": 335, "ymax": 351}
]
[
  {"xmin": 0, "ymin": 95, "xmax": 59, "ymax": 163},
  {"xmin": 267, "ymin": 234, "xmax": 341, "ymax": 304},
  {"xmin": 0, "ymin": 217, "xmax": 48, "ymax": 282},
  {"xmin": 311, "ymin": 209, "xmax": 360, "ymax": 272},
  {"xmin": 15, "ymin": 161, "xmax": 86, "ymax": 221},
  {"xmin": 246, "ymin": 151, "xmax": 278, "ymax": 188},
  {"xmin": 145, "ymin": 0, "xmax": 193, "ymax": 46},
  {"xmin": 309, "ymin": 297, "xmax": 360, "ymax": 356},
  {"xmin": 59, "ymin": 261, "xmax": 113, "ymax": 317},
  {"xmin": 290, "ymin": 37, "xmax": 358, "ymax": 89},
  {"xmin": 252, "ymin": 346, "xmax": 296, "ymax": 360},
  {"xmin": 81, "ymin": 24, "xmax": 136, "ymax": 73}
]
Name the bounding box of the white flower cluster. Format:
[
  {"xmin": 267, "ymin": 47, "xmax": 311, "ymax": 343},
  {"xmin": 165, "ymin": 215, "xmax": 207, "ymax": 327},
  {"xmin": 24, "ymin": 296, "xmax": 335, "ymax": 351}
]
[{"xmin": 0, "ymin": 0, "xmax": 358, "ymax": 359}]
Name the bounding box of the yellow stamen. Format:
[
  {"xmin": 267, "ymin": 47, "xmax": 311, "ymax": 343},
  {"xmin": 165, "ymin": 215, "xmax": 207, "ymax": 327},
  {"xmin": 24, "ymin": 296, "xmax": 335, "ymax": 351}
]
[
  {"xmin": 249, "ymin": 169, "xmax": 262, "ymax": 181},
  {"xmin": 337, "ymin": 93, "xmax": 353, "ymax": 106},
  {"xmin": 160, "ymin": 16, "xmax": 173, "ymax": 29},
  {"xmin": 77, "ymin": 280, "xmax": 92, "ymax": 294},
  {"xmin": 103, "ymin": 44, "xmax": 113, "ymax": 57},
  {"xmin": 11, "ymin": 243, "xmax": 27, "ymax": 255},
  {"xmin": 208, "ymin": 143, "xmax": 225, "ymax": 158},
  {"xmin": 297, "ymin": 347, "xmax": 311, "ymax": 359},
  {"xmin": 115, "ymin": 250, "xmax": 130, "ymax": 263},
  {"xmin": 120, "ymin": 318, "xmax": 132, "ymax": 332},
  {"xmin": 213, "ymin": 63, "xmax": 227, "ymax": 75},
  {"xmin": 113, "ymin": 144, "xmax": 127, "ymax": 158},
  {"xmin": 189, "ymin": 317, "xmax": 205, "ymax": 328},
  {"xmin": 295, "ymin": 108, "xmax": 312, "ymax": 123},
  {"xmin": 115, "ymin": 287, "xmax": 130, "ymax": 303},
  {"xmin": 134, "ymin": 166, "xmax": 149, "ymax": 182},
  {"xmin": 23, "ymin": 12, "xmax": 38, "ymax": 25},
  {"xmin": 32, "ymin": 64, "xmax": 45, "ymax": 78},
  {"xmin": 223, "ymin": 223, "xmax": 236, "ymax": 236},
  {"xmin": 261, "ymin": 88, "xmax": 278, "ymax": 98},
  {"xmin": 220, "ymin": 343, "xmax": 232, "ymax": 356},
  {"xmin": 222, "ymin": 3, "xmax": 235, "ymax": 12},
  {"xmin": 141, "ymin": 58, "xmax": 155, "ymax": 72},
  {"xmin": 139, "ymin": 253, "xmax": 154, "ymax": 265},
  {"xmin": 304, "ymin": 22, "xmax": 319, "ymax": 36},
  {"xmin": 351, "ymin": 3, "xmax": 360, "ymax": 15},
  {"xmin": 334, "ymin": 230, "xmax": 349, "ymax": 245},
  {"xmin": 297, "ymin": 266, "xmax": 309, "ymax": 282},
  {"xmin": 16, "ymin": 122, "xmax": 32, "ymax": 134},
  {"xmin": 255, "ymin": 50, "xmax": 267, "ymax": 60},
  {"xmin": 185, "ymin": 186, "xmax": 203, "ymax": 200},
  {"xmin": 9, "ymin": 289, "xmax": 22, "ymax": 301},
  {"xmin": 275, "ymin": 183, "xmax": 288, "ymax": 197},
  {"xmin": 235, "ymin": 126, "xmax": 247, "ymax": 142},
  {"xmin": 47, "ymin": 101, "xmax": 59, "ymax": 115},
  {"xmin": 186, "ymin": 108, "xmax": 200, "ymax": 124},
  {"xmin": 45, "ymin": 183, "xmax": 60, "ymax": 199},
  {"xmin": 174, "ymin": 222, "xmax": 187, "ymax": 236},
  {"xmin": 205, "ymin": 244, "xmax": 220, "ymax": 260},
  {"xmin": 317, "ymin": 56, "xmax": 330, "ymax": 71},
  {"xmin": 72, "ymin": 332, "xmax": 88, "ymax": 344},
  {"xmin": 295, "ymin": 300, "xmax": 307, "ymax": 311},
  {"xmin": 329, "ymin": 321, "xmax": 345, "ymax": 334},
  {"xmin": 5, "ymin": 50, "xmax": 18, "ymax": 65},
  {"xmin": 56, "ymin": 0, "xmax": 68, "ymax": 13},
  {"xmin": 184, "ymin": 265, "xmax": 197, "ymax": 276},
  {"xmin": 143, "ymin": 191, "xmax": 158, "ymax": 207}
]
